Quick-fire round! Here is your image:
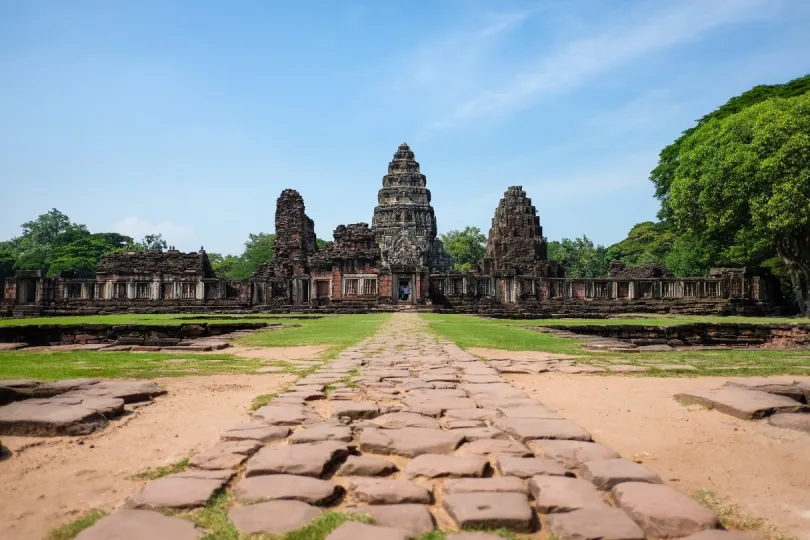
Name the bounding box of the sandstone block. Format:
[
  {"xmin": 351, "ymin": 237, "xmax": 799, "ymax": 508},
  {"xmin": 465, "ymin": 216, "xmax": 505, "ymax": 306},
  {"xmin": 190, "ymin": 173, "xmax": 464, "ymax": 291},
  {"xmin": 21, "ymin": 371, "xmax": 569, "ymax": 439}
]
[
  {"xmin": 228, "ymin": 500, "xmax": 322, "ymax": 535},
  {"xmin": 580, "ymin": 459, "xmax": 663, "ymax": 490},
  {"xmin": 127, "ymin": 470, "xmax": 233, "ymax": 510},
  {"xmin": 358, "ymin": 427, "xmax": 464, "ymax": 457},
  {"xmin": 547, "ymin": 507, "xmax": 645, "ymax": 540},
  {"xmin": 348, "ymin": 504, "xmax": 435, "ymax": 534},
  {"xmin": 443, "ymin": 492, "xmax": 534, "ymax": 532},
  {"xmin": 288, "ymin": 423, "xmax": 353, "ymax": 444},
  {"xmin": 529, "ymin": 476, "xmax": 610, "ymax": 513},
  {"xmin": 234, "ymin": 474, "xmax": 342, "ymax": 505},
  {"xmin": 493, "ymin": 418, "xmax": 591, "ymax": 442},
  {"xmin": 350, "ymin": 478, "xmax": 432, "ymax": 505},
  {"xmin": 527, "ymin": 440, "xmax": 620, "ymax": 469},
  {"xmin": 612, "ymin": 482, "xmax": 719, "ymax": 538},
  {"xmin": 405, "ymin": 454, "xmax": 489, "ymax": 479},
  {"xmin": 221, "ymin": 423, "xmax": 290, "ymax": 443},
  {"xmin": 444, "ymin": 477, "xmax": 528, "ymax": 495},
  {"xmin": 326, "ymin": 521, "xmax": 413, "ymax": 540},
  {"xmin": 336, "ymin": 455, "xmax": 398, "ymax": 477},
  {"xmin": 245, "ymin": 441, "xmax": 348, "ymax": 478},
  {"xmin": 75, "ymin": 509, "xmax": 203, "ymax": 540},
  {"xmin": 674, "ymin": 387, "xmax": 807, "ymax": 420}
]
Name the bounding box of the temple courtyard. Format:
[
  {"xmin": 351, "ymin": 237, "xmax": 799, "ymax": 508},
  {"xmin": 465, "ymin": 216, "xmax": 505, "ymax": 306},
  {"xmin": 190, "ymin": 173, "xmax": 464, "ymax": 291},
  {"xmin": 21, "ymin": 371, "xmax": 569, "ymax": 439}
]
[{"xmin": 1, "ymin": 313, "xmax": 809, "ymax": 540}]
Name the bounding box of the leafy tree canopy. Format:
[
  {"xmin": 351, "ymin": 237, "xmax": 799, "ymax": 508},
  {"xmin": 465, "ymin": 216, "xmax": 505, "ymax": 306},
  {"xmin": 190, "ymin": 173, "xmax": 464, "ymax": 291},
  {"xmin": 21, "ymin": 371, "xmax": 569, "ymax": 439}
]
[
  {"xmin": 547, "ymin": 236, "xmax": 607, "ymax": 278},
  {"xmin": 128, "ymin": 233, "xmax": 168, "ymax": 251},
  {"xmin": 651, "ymin": 74, "xmax": 810, "ymax": 219},
  {"xmin": 440, "ymin": 227, "xmax": 487, "ymax": 272},
  {"xmin": 669, "ymin": 93, "xmax": 810, "ymax": 312}
]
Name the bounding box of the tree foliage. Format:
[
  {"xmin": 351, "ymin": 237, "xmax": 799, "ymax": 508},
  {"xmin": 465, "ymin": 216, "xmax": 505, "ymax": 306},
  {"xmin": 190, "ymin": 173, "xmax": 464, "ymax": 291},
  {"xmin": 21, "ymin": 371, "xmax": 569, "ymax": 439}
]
[
  {"xmin": 651, "ymin": 74, "xmax": 810, "ymax": 219},
  {"xmin": 128, "ymin": 233, "xmax": 168, "ymax": 252},
  {"xmin": 224, "ymin": 233, "xmax": 276, "ymax": 280},
  {"xmin": 547, "ymin": 236, "xmax": 607, "ymax": 278},
  {"xmin": 669, "ymin": 93, "xmax": 810, "ymax": 312},
  {"xmin": 440, "ymin": 227, "xmax": 487, "ymax": 272}
]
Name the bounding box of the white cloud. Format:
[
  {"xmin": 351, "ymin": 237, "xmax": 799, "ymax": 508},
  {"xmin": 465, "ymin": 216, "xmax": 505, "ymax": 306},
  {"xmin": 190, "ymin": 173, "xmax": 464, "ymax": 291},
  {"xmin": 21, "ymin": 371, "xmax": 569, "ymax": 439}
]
[
  {"xmin": 430, "ymin": 0, "xmax": 771, "ymax": 129},
  {"xmin": 114, "ymin": 217, "xmax": 194, "ymax": 247}
]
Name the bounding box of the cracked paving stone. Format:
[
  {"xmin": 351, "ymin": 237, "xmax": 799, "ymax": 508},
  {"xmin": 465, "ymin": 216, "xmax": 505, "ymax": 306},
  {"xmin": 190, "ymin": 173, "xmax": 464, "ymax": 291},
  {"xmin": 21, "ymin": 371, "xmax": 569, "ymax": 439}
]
[
  {"xmin": 451, "ymin": 427, "xmax": 507, "ymax": 441},
  {"xmin": 326, "ymin": 521, "xmax": 414, "ymax": 540},
  {"xmin": 245, "ymin": 441, "xmax": 349, "ymax": 478},
  {"xmin": 336, "ymin": 455, "xmax": 399, "ymax": 477},
  {"xmin": 612, "ymin": 482, "xmax": 719, "ymax": 538},
  {"xmin": 359, "ymin": 427, "xmax": 464, "ymax": 457},
  {"xmin": 444, "ymin": 408, "xmax": 499, "ymax": 421},
  {"xmin": 444, "ymin": 477, "xmax": 528, "ymax": 495},
  {"xmin": 493, "ymin": 417, "xmax": 592, "ymax": 442},
  {"xmin": 188, "ymin": 440, "xmax": 262, "ymax": 470},
  {"xmin": 529, "ymin": 476, "xmax": 610, "ymax": 513},
  {"xmin": 331, "ymin": 401, "xmax": 380, "ymax": 420},
  {"xmin": 580, "ymin": 459, "xmax": 663, "ymax": 490},
  {"xmin": 220, "ymin": 423, "xmax": 290, "ymax": 443},
  {"xmin": 405, "ymin": 454, "xmax": 489, "ymax": 478},
  {"xmin": 495, "ymin": 456, "xmax": 571, "ymax": 478},
  {"xmin": 527, "ymin": 440, "xmax": 620, "ymax": 469},
  {"xmin": 349, "ymin": 478, "xmax": 433, "ymax": 504},
  {"xmin": 251, "ymin": 404, "xmax": 321, "ymax": 425},
  {"xmin": 362, "ymin": 411, "xmax": 440, "ymax": 429},
  {"xmin": 443, "ymin": 492, "xmax": 534, "ymax": 532},
  {"xmin": 348, "ymin": 504, "xmax": 435, "ymax": 534},
  {"xmin": 126, "ymin": 470, "xmax": 233, "ymax": 510},
  {"xmin": 234, "ymin": 474, "xmax": 343, "ymax": 505},
  {"xmin": 75, "ymin": 509, "xmax": 204, "ymax": 540},
  {"xmin": 547, "ymin": 507, "xmax": 645, "ymax": 540},
  {"xmin": 288, "ymin": 423, "xmax": 353, "ymax": 444},
  {"xmin": 228, "ymin": 500, "xmax": 322, "ymax": 536},
  {"xmin": 455, "ymin": 439, "xmax": 533, "ymax": 457}
]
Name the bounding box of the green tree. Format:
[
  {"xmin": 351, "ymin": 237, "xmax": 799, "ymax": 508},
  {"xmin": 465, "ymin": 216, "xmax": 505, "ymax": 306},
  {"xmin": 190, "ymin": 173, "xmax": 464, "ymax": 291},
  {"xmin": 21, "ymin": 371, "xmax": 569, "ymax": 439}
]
[
  {"xmin": 440, "ymin": 227, "xmax": 487, "ymax": 272},
  {"xmin": 229, "ymin": 233, "xmax": 276, "ymax": 280},
  {"xmin": 208, "ymin": 253, "xmax": 240, "ymax": 280},
  {"xmin": 605, "ymin": 221, "xmax": 676, "ymax": 267},
  {"xmin": 47, "ymin": 233, "xmax": 132, "ymax": 277},
  {"xmin": 651, "ymin": 74, "xmax": 810, "ymax": 219},
  {"xmin": 669, "ymin": 93, "xmax": 810, "ymax": 313},
  {"xmin": 129, "ymin": 233, "xmax": 168, "ymax": 251},
  {"xmin": 547, "ymin": 236, "xmax": 608, "ymax": 278},
  {"xmin": 12, "ymin": 209, "xmax": 90, "ymax": 272}
]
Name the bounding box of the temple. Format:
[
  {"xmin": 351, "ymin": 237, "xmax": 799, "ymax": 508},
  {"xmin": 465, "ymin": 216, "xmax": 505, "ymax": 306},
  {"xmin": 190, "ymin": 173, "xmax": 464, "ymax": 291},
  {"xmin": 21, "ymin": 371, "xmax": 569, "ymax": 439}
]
[{"xmin": 1, "ymin": 143, "xmax": 782, "ymax": 318}]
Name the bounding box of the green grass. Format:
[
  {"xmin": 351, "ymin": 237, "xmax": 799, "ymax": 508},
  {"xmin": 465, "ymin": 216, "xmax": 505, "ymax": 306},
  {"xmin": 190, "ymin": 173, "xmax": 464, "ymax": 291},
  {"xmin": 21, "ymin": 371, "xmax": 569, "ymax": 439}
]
[
  {"xmin": 250, "ymin": 393, "xmax": 278, "ymax": 410},
  {"xmin": 130, "ymin": 457, "xmax": 189, "ymax": 480},
  {"xmin": 0, "ymin": 313, "xmax": 309, "ymax": 327},
  {"xmin": 693, "ymin": 489, "xmax": 797, "ymax": 540},
  {"xmin": 522, "ymin": 314, "xmax": 810, "ymax": 326},
  {"xmin": 0, "ymin": 350, "xmax": 273, "ymax": 380},
  {"xmin": 236, "ymin": 314, "xmax": 390, "ymax": 358},
  {"xmin": 422, "ymin": 314, "xmax": 810, "ymax": 377},
  {"xmin": 46, "ymin": 509, "xmax": 107, "ymax": 540}
]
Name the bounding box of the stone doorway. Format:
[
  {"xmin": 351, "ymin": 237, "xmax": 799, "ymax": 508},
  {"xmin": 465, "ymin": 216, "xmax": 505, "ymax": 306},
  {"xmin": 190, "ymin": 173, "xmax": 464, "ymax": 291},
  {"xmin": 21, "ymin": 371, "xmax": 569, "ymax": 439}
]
[{"xmin": 396, "ymin": 276, "xmax": 413, "ymax": 304}]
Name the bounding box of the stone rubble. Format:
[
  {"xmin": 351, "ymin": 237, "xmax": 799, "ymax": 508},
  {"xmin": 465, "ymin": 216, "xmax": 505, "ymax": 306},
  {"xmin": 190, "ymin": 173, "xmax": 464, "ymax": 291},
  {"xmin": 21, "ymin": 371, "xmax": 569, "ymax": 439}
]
[{"xmin": 74, "ymin": 314, "xmax": 729, "ymax": 539}]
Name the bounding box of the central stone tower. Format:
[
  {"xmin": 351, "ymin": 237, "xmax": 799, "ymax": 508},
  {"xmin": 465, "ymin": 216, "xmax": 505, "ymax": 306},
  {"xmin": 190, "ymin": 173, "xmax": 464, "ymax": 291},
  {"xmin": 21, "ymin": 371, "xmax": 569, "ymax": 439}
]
[{"xmin": 372, "ymin": 143, "xmax": 451, "ymax": 303}]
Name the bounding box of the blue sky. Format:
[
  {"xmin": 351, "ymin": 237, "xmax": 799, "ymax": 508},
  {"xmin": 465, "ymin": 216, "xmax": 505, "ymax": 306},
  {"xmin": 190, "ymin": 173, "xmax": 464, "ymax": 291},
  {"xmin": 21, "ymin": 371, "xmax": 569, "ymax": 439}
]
[{"xmin": 1, "ymin": 0, "xmax": 809, "ymax": 256}]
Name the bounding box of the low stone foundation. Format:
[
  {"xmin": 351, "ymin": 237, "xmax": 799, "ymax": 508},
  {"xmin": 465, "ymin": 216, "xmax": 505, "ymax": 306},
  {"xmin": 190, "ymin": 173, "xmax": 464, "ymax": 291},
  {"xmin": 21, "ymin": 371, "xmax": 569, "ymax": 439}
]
[
  {"xmin": 0, "ymin": 322, "xmax": 271, "ymax": 347},
  {"xmin": 535, "ymin": 323, "xmax": 810, "ymax": 349}
]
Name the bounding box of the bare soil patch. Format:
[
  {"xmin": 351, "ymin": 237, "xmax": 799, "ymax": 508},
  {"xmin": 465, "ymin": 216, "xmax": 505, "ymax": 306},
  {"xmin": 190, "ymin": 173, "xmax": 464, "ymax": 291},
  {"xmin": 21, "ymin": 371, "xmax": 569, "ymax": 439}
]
[
  {"xmin": 0, "ymin": 373, "xmax": 295, "ymax": 540},
  {"xmin": 220, "ymin": 345, "xmax": 326, "ymax": 361},
  {"xmin": 468, "ymin": 347, "xmax": 579, "ymax": 362},
  {"xmin": 506, "ymin": 372, "xmax": 810, "ymax": 539}
]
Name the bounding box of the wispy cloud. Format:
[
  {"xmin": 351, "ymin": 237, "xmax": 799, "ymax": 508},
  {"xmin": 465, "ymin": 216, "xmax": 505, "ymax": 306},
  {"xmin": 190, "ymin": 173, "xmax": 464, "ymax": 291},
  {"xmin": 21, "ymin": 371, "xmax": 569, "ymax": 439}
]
[
  {"xmin": 114, "ymin": 217, "xmax": 194, "ymax": 247},
  {"xmin": 429, "ymin": 0, "xmax": 771, "ymax": 130}
]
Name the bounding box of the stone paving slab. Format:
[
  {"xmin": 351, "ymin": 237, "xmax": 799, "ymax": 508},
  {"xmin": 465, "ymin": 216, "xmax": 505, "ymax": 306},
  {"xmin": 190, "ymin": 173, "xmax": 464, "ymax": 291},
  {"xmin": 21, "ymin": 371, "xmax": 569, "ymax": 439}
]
[
  {"xmin": 0, "ymin": 395, "xmax": 125, "ymax": 436},
  {"xmin": 326, "ymin": 521, "xmax": 413, "ymax": 540},
  {"xmin": 580, "ymin": 459, "xmax": 663, "ymax": 490},
  {"xmin": 613, "ymin": 482, "xmax": 719, "ymax": 538},
  {"xmin": 127, "ymin": 470, "xmax": 233, "ymax": 509},
  {"xmin": 768, "ymin": 412, "xmax": 810, "ymax": 433},
  {"xmin": 547, "ymin": 507, "xmax": 645, "ymax": 540},
  {"xmin": 220, "ymin": 422, "xmax": 290, "ymax": 442},
  {"xmin": 527, "ymin": 440, "xmax": 620, "ymax": 469},
  {"xmin": 348, "ymin": 504, "xmax": 435, "ymax": 534},
  {"xmin": 675, "ymin": 387, "xmax": 808, "ymax": 419},
  {"xmin": 234, "ymin": 474, "xmax": 343, "ymax": 505},
  {"xmin": 493, "ymin": 417, "xmax": 592, "ymax": 442},
  {"xmin": 444, "ymin": 477, "xmax": 528, "ymax": 495},
  {"xmin": 75, "ymin": 509, "xmax": 204, "ymax": 540},
  {"xmin": 359, "ymin": 427, "xmax": 464, "ymax": 457},
  {"xmin": 495, "ymin": 456, "xmax": 571, "ymax": 478},
  {"xmin": 188, "ymin": 440, "xmax": 262, "ymax": 470},
  {"xmin": 245, "ymin": 441, "xmax": 349, "ymax": 478},
  {"xmin": 443, "ymin": 492, "xmax": 534, "ymax": 532},
  {"xmin": 336, "ymin": 455, "xmax": 399, "ymax": 476},
  {"xmin": 228, "ymin": 500, "xmax": 322, "ymax": 535},
  {"xmin": 349, "ymin": 478, "xmax": 433, "ymax": 504},
  {"xmin": 529, "ymin": 475, "xmax": 611, "ymax": 513},
  {"xmin": 405, "ymin": 454, "xmax": 489, "ymax": 478}
]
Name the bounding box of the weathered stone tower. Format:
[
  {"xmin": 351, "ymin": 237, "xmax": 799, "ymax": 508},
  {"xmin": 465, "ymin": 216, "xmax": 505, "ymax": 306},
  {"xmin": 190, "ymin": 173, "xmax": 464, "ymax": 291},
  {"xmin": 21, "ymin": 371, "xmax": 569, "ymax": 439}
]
[
  {"xmin": 481, "ymin": 186, "xmax": 559, "ymax": 276},
  {"xmin": 372, "ymin": 143, "xmax": 451, "ymax": 303},
  {"xmin": 372, "ymin": 143, "xmax": 451, "ymax": 272},
  {"xmin": 272, "ymin": 189, "xmax": 316, "ymax": 277}
]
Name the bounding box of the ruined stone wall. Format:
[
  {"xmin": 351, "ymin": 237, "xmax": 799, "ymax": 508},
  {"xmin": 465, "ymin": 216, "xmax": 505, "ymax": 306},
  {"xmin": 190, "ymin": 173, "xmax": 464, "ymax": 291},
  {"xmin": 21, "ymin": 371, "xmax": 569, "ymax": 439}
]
[
  {"xmin": 96, "ymin": 249, "xmax": 214, "ymax": 278},
  {"xmin": 607, "ymin": 260, "xmax": 673, "ymax": 279}
]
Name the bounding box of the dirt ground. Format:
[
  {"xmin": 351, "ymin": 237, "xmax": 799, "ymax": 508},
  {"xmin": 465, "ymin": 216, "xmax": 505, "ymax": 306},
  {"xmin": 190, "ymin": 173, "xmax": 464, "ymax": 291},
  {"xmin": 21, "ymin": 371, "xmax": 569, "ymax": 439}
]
[
  {"xmin": 0, "ymin": 373, "xmax": 295, "ymax": 540},
  {"xmin": 507, "ymin": 372, "xmax": 810, "ymax": 540}
]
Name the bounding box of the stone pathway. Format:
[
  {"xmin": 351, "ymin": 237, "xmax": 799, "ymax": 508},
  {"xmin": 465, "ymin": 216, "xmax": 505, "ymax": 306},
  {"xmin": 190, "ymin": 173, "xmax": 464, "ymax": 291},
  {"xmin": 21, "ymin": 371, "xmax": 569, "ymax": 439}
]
[{"xmin": 76, "ymin": 314, "xmax": 737, "ymax": 539}]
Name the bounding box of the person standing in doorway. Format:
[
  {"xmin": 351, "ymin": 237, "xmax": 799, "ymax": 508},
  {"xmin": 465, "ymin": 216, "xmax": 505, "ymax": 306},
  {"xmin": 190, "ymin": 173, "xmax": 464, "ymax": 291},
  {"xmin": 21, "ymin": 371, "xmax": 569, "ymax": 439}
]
[{"xmin": 402, "ymin": 283, "xmax": 410, "ymax": 301}]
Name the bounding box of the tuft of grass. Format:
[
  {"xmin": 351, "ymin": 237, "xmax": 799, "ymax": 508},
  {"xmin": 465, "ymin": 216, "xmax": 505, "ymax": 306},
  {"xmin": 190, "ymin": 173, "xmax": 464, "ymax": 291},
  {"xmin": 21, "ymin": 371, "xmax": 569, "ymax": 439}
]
[
  {"xmin": 251, "ymin": 393, "xmax": 277, "ymax": 411},
  {"xmin": 460, "ymin": 527, "xmax": 520, "ymax": 539},
  {"xmin": 180, "ymin": 492, "xmax": 240, "ymax": 540},
  {"xmin": 131, "ymin": 457, "xmax": 189, "ymax": 480},
  {"xmin": 693, "ymin": 489, "xmax": 797, "ymax": 540},
  {"xmin": 283, "ymin": 511, "xmax": 373, "ymax": 540},
  {"xmin": 46, "ymin": 509, "xmax": 107, "ymax": 540}
]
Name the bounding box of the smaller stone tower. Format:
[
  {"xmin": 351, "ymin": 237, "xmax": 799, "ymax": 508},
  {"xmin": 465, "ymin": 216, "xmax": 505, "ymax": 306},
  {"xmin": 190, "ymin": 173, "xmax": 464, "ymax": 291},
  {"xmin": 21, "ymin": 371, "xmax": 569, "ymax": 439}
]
[
  {"xmin": 480, "ymin": 186, "xmax": 559, "ymax": 276},
  {"xmin": 272, "ymin": 189, "xmax": 316, "ymax": 277}
]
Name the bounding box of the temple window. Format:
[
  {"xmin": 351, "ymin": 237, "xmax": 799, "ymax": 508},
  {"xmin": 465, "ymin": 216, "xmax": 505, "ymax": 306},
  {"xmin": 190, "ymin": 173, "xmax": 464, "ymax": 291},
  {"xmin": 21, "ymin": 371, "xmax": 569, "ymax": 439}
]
[
  {"xmin": 67, "ymin": 283, "xmax": 82, "ymax": 299},
  {"xmin": 705, "ymin": 282, "xmax": 721, "ymax": 297},
  {"xmin": 226, "ymin": 283, "xmax": 239, "ymax": 299},
  {"xmin": 181, "ymin": 282, "xmax": 196, "ymax": 299},
  {"xmin": 453, "ymin": 278, "xmax": 464, "ymax": 294},
  {"xmin": 683, "ymin": 282, "xmax": 698, "ymax": 297},
  {"xmin": 593, "ymin": 282, "xmax": 609, "ymax": 298},
  {"xmin": 434, "ymin": 279, "xmax": 446, "ymax": 294},
  {"xmin": 549, "ymin": 281, "xmax": 564, "ymax": 298},
  {"xmin": 161, "ymin": 283, "xmax": 175, "ymax": 299},
  {"xmin": 135, "ymin": 283, "xmax": 151, "ymax": 299},
  {"xmin": 344, "ymin": 278, "xmax": 359, "ymax": 295},
  {"xmin": 750, "ymin": 277, "xmax": 761, "ymax": 300},
  {"xmin": 662, "ymin": 282, "xmax": 677, "ymax": 298},
  {"xmin": 730, "ymin": 278, "xmax": 743, "ymax": 298},
  {"xmin": 617, "ymin": 282, "xmax": 630, "ymax": 298},
  {"xmin": 113, "ymin": 283, "xmax": 128, "ymax": 299},
  {"xmin": 362, "ymin": 278, "xmax": 377, "ymax": 296},
  {"xmin": 315, "ymin": 280, "xmax": 330, "ymax": 298},
  {"xmin": 572, "ymin": 282, "xmax": 586, "ymax": 298},
  {"xmin": 637, "ymin": 282, "xmax": 654, "ymax": 298},
  {"xmin": 478, "ymin": 280, "xmax": 491, "ymax": 296}
]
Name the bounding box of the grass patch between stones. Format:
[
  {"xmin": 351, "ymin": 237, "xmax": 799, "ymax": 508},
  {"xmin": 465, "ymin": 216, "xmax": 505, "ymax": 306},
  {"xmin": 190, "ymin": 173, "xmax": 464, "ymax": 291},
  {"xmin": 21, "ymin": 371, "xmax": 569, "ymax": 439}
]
[
  {"xmin": 46, "ymin": 509, "xmax": 107, "ymax": 540},
  {"xmin": 130, "ymin": 457, "xmax": 189, "ymax": 480},
  {"xmin": 693, "ymin": 489, "xmax": 797, "ymax": 540},
  {"xmin": 250, "ymin": 393, "xmax": 278, "ymax": 411}
]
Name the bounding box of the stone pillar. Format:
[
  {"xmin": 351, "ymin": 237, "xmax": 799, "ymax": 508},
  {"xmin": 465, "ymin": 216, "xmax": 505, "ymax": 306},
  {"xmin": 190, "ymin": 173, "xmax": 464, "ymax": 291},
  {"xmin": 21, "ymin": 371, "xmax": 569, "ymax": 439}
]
[
  {"xmin": 196, "ymin": 282, "xmax": 204, "ymax": 300},
  {"xmin": 127, "ymin": 281, "xmax": 135, "ymax": 300}
]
